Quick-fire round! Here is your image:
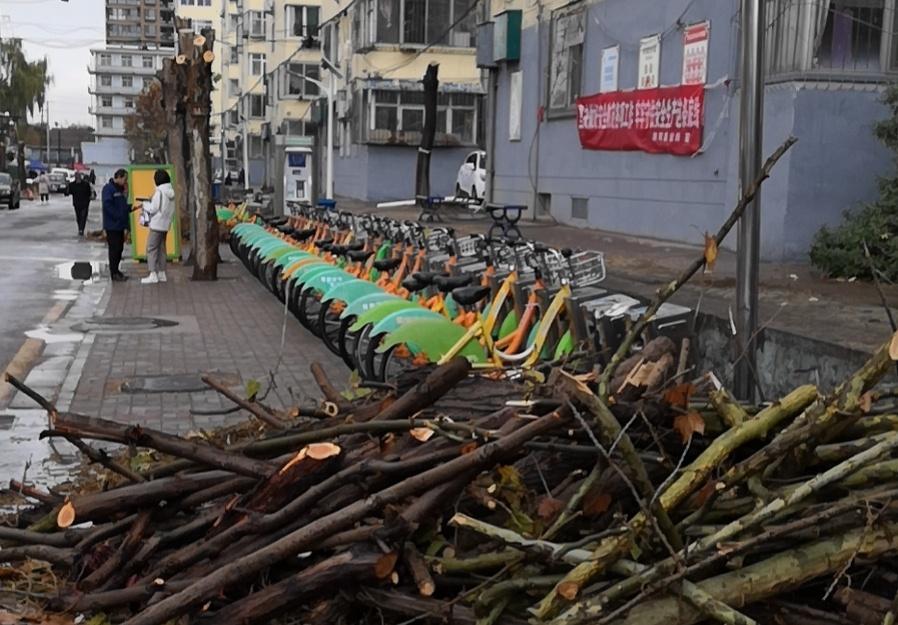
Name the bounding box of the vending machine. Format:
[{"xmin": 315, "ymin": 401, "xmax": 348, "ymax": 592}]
[{"xmin": 283, "ymin": 147, "xmax": 313, "ymax": 203}]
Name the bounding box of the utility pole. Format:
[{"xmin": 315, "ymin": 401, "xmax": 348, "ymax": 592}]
[
  {"xmin": 734, "ymin": 0, "xmax": 766, "ymax": 400},
  {"xmin": 45, "ymin": 102, "xmax": 50, "ymax": 164}
]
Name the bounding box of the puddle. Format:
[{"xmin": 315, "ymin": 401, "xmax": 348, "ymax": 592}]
[
  {"xmin": 71, "ymin": 316, "xmax": 179, "ymax": 333},
  {"xmin": 53, "ymin": 260, "xmax": 108, "ymax": 283},
  {"xmin": 121, "ymin": 371, "xmax": 240, "ymax": 394}
]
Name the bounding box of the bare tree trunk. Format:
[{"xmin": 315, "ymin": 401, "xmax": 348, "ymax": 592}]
[
  {"xmin": 181, "ymin": 25, "xmax": 219, "ymax": 280},
  {"xmin": 415, "ymin": 63, "xmax": 439, "ymax": 201},
  {"xmin": 159, "ymin": 57, "xmax": 190, "ymax": 257}
]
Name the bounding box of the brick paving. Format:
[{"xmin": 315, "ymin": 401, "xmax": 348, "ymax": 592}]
[{"xmin": 68, "ymin": 250, "xmax": 347, "ymax": 435}]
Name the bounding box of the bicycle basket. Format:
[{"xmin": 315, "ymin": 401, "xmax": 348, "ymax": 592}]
[
  {"xmin": 455, "ymin": 235, "xmax": 482, "ymax": 258},
  {"xmin": 567, "ymin": 251, "xmax": 606, "ymax": 287}
]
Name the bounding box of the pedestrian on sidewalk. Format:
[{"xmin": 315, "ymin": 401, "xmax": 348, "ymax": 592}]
[
  {"xmin": 68, "ymin": 172, "xmax": 92, "ymax": 236},
  {"xmin": 140, "ymin": 169, "xmax": 176, "ymax": 285},
  {"xmin": 102, "ymin": 169, "xmax": 131, "ymax": 282},
  {"xmin": 37, "ymin": 172, "xmax": 49, "ymax": 203}
]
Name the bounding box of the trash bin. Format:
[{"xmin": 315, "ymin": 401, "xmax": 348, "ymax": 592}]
[{"xmin": 212, "ymin": 182, "xmax": 222, "ymax": 202}]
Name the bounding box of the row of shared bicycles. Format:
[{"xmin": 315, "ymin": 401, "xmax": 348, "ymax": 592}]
[{"xmin": 224, "ymin": 204, "xmax": 692, "ymax": 382}]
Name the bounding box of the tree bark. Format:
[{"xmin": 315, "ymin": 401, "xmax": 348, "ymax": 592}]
[
  {"xmin": 415, "ymin": 63, "xmax": 439, "ymax": 201},
  {"xmin": 159, "ymin": 57, "xmax": 190, "ymax": 254}
]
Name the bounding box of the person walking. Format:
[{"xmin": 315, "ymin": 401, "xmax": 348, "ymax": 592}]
[
  {"xmin": 102, "ymin": 169, "xmax": 131, "ymax": 282},
  {"xmin": 88, "ymin": 169, "xmax": 96, "ymax": 186},
  {"xmin": 68, "ymin": 172, "xmax": 92, "ymax": 236},
  {"xmin": 37, "ymin": 172, "xmax": 49, "ymax": 203},
  {"xmin": 140, "ymin": 169, "xmax": 176, "ymax": 285}
]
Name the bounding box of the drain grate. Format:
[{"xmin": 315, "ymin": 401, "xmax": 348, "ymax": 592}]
[
  {"xmin": 120, "ymin": 372, "xmax": 241, "ymax": 394},
  {"xmin": 72, "ymin": 317, "xmax": 180, "ymax": 333}
]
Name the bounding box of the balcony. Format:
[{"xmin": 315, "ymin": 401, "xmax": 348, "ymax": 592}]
[
  {"xmin": 89, "ymin": 82, "xmax": 146, "ymax": 96},
  {"xmin": 89, "ymin": 62, "xmax": 162, "ymax": 76},
  {"xmin": 107, "ymin": 0, "xmax": 140, "ymax": 5},
  {"xmin": 90, "ymin": 104, "xmax": 133, "ymax": 116},
  {"xmin": 95, "ymin": 126, "xmax": 126, "ymax": 138}
]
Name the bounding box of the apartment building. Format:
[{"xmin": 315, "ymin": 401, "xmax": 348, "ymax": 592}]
[
  {"xmin": 217, "ymin": 0, "xmax": 323, "ymax": 188},
  {"xmin": 83, "ymin": 0, "xmax": 176, "ymax": 174},
  {"xmin": 319, "ymin": 0, "xmax": 483, "ymax": 201},
  {"xmin": 106, "ymin": 0, "xmax": 176, "ymax": 48},
  {"xmin": 485, "ymin": 0, "xmax": 898, "ymax": 261}
]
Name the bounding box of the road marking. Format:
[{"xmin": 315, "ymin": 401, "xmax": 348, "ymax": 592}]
[{"xmin": 0, "ymin": 300, "xmax": 70, "ymax": 408}]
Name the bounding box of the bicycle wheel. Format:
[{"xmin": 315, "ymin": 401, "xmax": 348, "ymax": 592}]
[
  {"xmin": 317, "ymin": 300, "xmax": 346, "ymax": 360},
  {"xmin": 379, "ymin": 344, "xmax": 421, "ymax": 383},
  {"xmin": 337, "ymin": 315, "xmax": 359, "ymax": 369},
  {"xmin": 297, "ymin": 289, "xmax": 324, "ymax": 333},
  {"xmin": 353, "ymin": 324, "xmax": 376, "ymax": 380}
]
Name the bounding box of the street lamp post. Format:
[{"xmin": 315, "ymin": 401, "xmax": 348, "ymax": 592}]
[{"xmin": 55, "ymin": 122, "xmax": 60, "ymax": 168}]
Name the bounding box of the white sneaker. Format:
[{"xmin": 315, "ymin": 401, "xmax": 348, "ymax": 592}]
[
  {"xmin": 141, "ymin": 272, "xmax": 159, "ymax": 285},
  {"xmin": 157, "ymin": 271, "xmax": 167, "ymax": 283}
]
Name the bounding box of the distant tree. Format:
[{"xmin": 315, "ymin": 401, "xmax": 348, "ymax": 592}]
[
  {"xmin": 0, "ymin": 39, "xmax": 50, "ymax": 177},
  {"xmin": 124, "ymin": 81, "xmax": 168, "ymax": 164}
]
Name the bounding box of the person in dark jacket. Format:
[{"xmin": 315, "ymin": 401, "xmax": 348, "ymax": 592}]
[
  {"xmin": 102, "ymin": 169, "xmax": 131, "ymax": 282},
  {"xmin": 68, "ymin": 172, "xmax": 92, "ymax": 236},
  {"xmin": 88, "ymin": 169, "xmax": 96, "ymax": 185}
]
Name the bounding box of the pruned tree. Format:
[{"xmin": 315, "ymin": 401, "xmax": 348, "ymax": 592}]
[
  {"xmin": 0, "ymin": 39, "xmax": 50, "ymax": 178},
  {"xmin": 124, "ymin": 81, "xmax": 168, "ymax": 164}
]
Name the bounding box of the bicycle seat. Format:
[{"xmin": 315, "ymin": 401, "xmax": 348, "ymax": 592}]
[
  {"xmin": 374, "ymin": 258, "xmax": 402, "ymax": 272},
  {"xmin": 330, "ymin": 245, "xmax": 349, "ymax": 257},
  {"xmin": 401, "ymin": 276, "xmax": 427, "ymax": 293},
  {"xmin": 451, "ymin": 285, "xmax": 491, "ymax": 307},
  {"xmin": 347, "ymin": 241, "xmax": 365, "ymax": 251},
  {"xmin": 561, "ymin": 248, "xmax": 573, "ymax": 258},
  {"xmin": 267, "ymin": 216, "xmax": 289, "ymax": 226},
  {"xmin": 434, "ymin": 274, "xmax": 474, "ymax": 293},
  {"xmin": 293, "ymin": 228, "xmax": 317, "ymax": 241},
  {"xmin": 316, "ymin": 238, "xmax": 334, "ymax": 248},
  {"xmin": 347, "ymin": 249, "xmax": 373, "ymax": 263},
  {"xmin": 534, "ymin": 243, "xmax": 552, "ymax": 254},
  {"xmin": 412, "ymin": 272, "xmax": 447, "ymax": 286},
  {"xmin": 276, "ymin": 225, "xmax": 295, "ymax": 235}
]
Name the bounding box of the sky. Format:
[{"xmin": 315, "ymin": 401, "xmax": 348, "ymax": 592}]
[{"xmin": 0, "ymin": 0, "xmax": 105, "ymax": 127}]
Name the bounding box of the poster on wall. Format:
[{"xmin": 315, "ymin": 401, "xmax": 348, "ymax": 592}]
[
  {"xmin": 575, "ymin": 83, "xmax": 705, "ymax": 156},
  {"xmin": 600, "ymin": 45, "xmax": 619, "ymax": 92},
  {"xmin": 682, "ymin": 21, "xmax": 710, "ymax": 85},
  {"xmin": 509, "ymin": 71, "xmax": 522, "ymax": 141},
  {"xmin": 638, "ymin": 34, "xmax": 660, "ymax": 89}
]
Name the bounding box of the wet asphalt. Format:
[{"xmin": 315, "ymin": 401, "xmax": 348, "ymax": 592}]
[{"xmin": 0, "ymin": 194, "xmax": 106, "ymax": 372}]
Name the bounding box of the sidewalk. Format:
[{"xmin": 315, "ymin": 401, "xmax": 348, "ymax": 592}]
[
  {"xmin": 336, "ymin": 196, "xmax": 896, "ymax": 356},
  {"xmin": 65, "ymin": 250, "xmax": 347, "ymax": 436}
]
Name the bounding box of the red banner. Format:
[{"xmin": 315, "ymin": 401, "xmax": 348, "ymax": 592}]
[{"xmin": 576, "ymin": 84, "xmax": 705, "ymax": 156}]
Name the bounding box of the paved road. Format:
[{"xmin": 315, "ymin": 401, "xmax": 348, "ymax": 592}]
[{"xmin": 0, "ymin": 194, "xmax": 107, "ymax": 375}]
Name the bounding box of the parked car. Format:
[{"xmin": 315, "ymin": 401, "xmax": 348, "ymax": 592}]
[
  {"xmin": 0, "ymin": 172, "xmax": 21, "ymax": 210},
  {"xmin": 455, "ymin": 150, "xmax": 486, "ymax": 201},
  {"xmin": 48, "ymin": 172, "xmax": 68, "ymax": 194},
  {"xmin": 52, "ymin": 167, "xmax": 76, "ymax": 184}
]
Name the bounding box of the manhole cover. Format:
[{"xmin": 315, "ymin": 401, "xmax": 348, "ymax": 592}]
[
  {"xmin": 0, "ymin": 415, "xmax": 15, "ymax": 430},
  {"xmin": 121, "ymin": 372, "xmax": 241, "ymax": 394},
  {"xmin": 71, "ymin": 317, "xmax": 179, "ymax": 333},
  {"xmin": 54, "ymin": 261, "xmax": 108, "ymax": 281}
]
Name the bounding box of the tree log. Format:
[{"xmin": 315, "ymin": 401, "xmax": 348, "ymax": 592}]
[
  {"xmin": 357, "ymin": 588, "xmax": 530, "ymax": 625},
  {"xmin": 374, "ymin": 357, "xmax": 471, "ymax": 422},
  {"xmin": 79, "ymin": 510, "xmax": 153, "ymax": 591},
  {"xmin": 404, "ymin": 542, "xmax": 435, "ymax": 596}
]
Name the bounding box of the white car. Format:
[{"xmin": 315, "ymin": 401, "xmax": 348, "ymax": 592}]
[{"xmin": 455, "ymin": 150, "xmax": 486, "ymax": 201}]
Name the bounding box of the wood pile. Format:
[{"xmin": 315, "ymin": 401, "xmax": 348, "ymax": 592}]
[{"xmin": 2, "ymin": 334, "xmax": 898, "ymax": 625}]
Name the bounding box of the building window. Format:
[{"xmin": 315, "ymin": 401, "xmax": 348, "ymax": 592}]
[
  {"xmin": 248, "ymin": 134, "xmax": 264, "ymax": 157},
  {"xmin": 121, "ymin": 54, "xmax": 133, "ymax": 67},
  {"xmin": 145, "ymin": 24, "xmax": 157, "ymax": 36},
  {"xmin": 122, "ymin": 75, "xmax": 134, "ymax": 88},
  {"xmin": 282, "ymin": 63, "xmax": 320, "ymax": 98},
  {"xmin": 142, "ymin": 55, "xmax": 153, "ymax": 68},
  {"xmin": 283, "ymin": 119, "xmax": 316, "ymax": 136},
  {"xmin": 548, "ymin": 4, "xmax": 585, "ymax": 111},
  {"xmin": 225, "ymin": 140, "xmax": 237, "ymax": 161},
  {"xmin": 249, "ymin": 93, "xmax": 266, "ymax": 118},
  {"xmin": 250, "ymin": 53, "xmax": 266, "ymax": 76},
  {"xmin": 100, "ymin": 53, "xmax": 112, "ymax": 66},
  {"xmin": 146, "ymin": 8, "xmax": 155, "ymax": 21},
  {"xmin": 286, "ymin": 5, "xmax": 320, "ymax": 38},
  {"xmin": 100, "ymin": 75, "xmax": 112, "ymax": 87},
  {"xmin": 194, "ymin": 20, "xmax": 213, "ymax": 34},
  {"xmin": 143, "ymin": 77, "xmax": 153, "ymax": 88},
  {"xmin": 180, "ymin": 0, "xmax": 209, "ymax": 5},
  {"xmin": 101, "ymin": 96, "xmax": 113, "ymax": 108},
  {"xmin": 124, "ymin": 97, "xmax": 135, "ymax": 109},
  {"xmin": 363, "ymin": 0, "xmax": 475, "ymax": 48},
  {"xmin": 249, "ymin": 11, "xmax": 266, "ymax": 38},
  {"xmin": 101, "ymin": 116, "xmax": 113, "ymax": 129},
  {"xmin": 229, "ymin": 79, "xmax": 240, "ymax": 96},
  {"xmin": 766, "ymin": 0, "xmax": 898, "ymax": 77},
  {"xmin": 229, "ymin": 109, "xmax": 240, "ymax": 125},
  {"xmin": 367, "ymin": 89, "xmax": 478, "ymax": 145}
]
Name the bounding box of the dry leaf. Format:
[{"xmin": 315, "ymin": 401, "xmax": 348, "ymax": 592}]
[
  {"xmin": 409, "ymin": 427, "xmax": 435, "ymax": 442},
  {"xmin": 704, "ymin": 232, "xmax": 718, "ymax": 272},
  {"xmin": 673, "ymin": 412, "xmax": 706, "ymax": 443},
  {"xmin": 306, "ymin": 442, "xmax": 341, "ymax": 460},
  {"xmin": 536, "ymin": 496, "xmax": 565, "ymax": 521},
  {"xmin": 692, "ymin": 480, "xmax": 716, "ymax": 507},
  {"xmin": 860, "ymin": 391, "xmax": 874, "ymax": 414},
  {"xmin": 375, "ymin": 552, "xmax": 399, "ymax": 579},
  {"xmin": 890, "ymin": 331, "xmax": 898, "ymax": 360},
  {"xmin": 57, "ymin": 501, "xmax": 76, "ymax": 528},
  {"xmin": 663, "ymin": 383, "xmax": 695, "ymax": 410},
  {"xmin": 459, "ymin": 442, "xmax": 478, "ymax": 455},
  {"xmin": 557, "ymin": 581, "xmax": 580, "ymax": 601},
  {"xmin": 583, "ymin": 492, "xmax": 612, "ymax": 518}
]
